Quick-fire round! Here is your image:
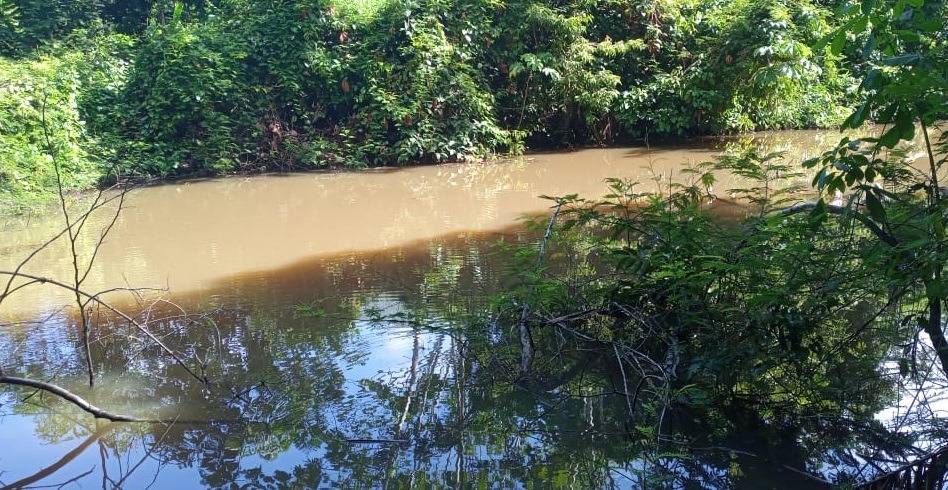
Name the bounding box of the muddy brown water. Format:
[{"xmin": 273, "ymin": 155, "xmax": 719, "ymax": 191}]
[
  {"xmin": 0, "ymin": 132, "xmax": 840, "ymax": 316},
  {"xmin": 0, "ymin": 131, "xmax": 866, "ymax": 488}
]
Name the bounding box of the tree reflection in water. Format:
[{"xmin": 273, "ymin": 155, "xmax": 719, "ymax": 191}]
[{"xmin": 0, "ymin": 230, "xmax": 905, "ymax": 488}]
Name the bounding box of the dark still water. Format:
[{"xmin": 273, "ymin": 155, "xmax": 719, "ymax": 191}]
[{"xmin": 0, "ymin": 133, "xmax": 903, "ymax": 488}]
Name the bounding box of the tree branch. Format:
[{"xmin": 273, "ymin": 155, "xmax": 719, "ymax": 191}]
[
  {"xmin": 0, "ymin": 376, "xmax": 154, "ymax": 422},
  {"xmin": 778, "ymin": 201, "xmax": 897, "ymax": 247}
]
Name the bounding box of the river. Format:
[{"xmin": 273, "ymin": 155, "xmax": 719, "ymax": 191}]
[{"xmin": 0, "ymin": 131, "xmax": 890, "ymax": 488}]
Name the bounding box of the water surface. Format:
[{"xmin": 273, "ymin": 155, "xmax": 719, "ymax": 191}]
[{"xmin": 0, "ymin": 132, "xmax": 870, "ymax": 488}]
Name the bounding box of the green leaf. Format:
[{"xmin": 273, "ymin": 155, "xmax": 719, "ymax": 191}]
[
  {"xmin": 809, "ymin": 198, "xmax": 828, "ymax": 223},
  {"xmin": 926, "ymin": 280, "xmax": 947, "ymax": 300},
  {"xmin": 812, "ymin": 166, "xmax": 828, "ymax": 188},
  {"xmin": 830, "ymin": 29, "xmax": 847, "ymax": 56},
  {"xmin": 860, "ymin": 69, "xmax": 881, "ymax": 90},
  {"xmin": 881, "ymin": 54, "xmax": 920, "ymax": 66},
  {"xmin": 861, "ymin": 33, "xmax": 876, "ymax": 58},
  {"xmin": 896, "ymin": 110, "xmax": 916, "ymax": 140},
  {"xmin": 917, "ymin": 20, "xmax": 942, "ymax": 32},
  {"xmin": 861, "ymin": 0, "xmax": 875, "ymax": 15},
  {"xmin": 844, "ymin": 102, "xmax": 870, "ymax": 129},
  {"xmin": 895, "ymin": 29, "xmax": 921, "ymax": 43},
  {"xmin": 864, "ymin": 190, "xmax": 886, "ymax": 222},
  {"xmin": 878, "ymin": 126, "xmax": 902, "ymax": 148}
]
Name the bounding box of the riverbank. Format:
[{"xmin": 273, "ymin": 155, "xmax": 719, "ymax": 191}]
[{"xmin": 2, "ymin": 0, "xmax": 862, "ymax": 212}]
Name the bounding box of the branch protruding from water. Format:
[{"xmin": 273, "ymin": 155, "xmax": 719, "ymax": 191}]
[{"xmin": 0, "ymin": 376, "xmax": 154, "ymax": 422}]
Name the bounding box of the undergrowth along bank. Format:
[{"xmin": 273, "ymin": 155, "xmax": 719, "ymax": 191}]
[{"xmin": 1, "ymin": 0, "xmax": 869, "ymax": 209}]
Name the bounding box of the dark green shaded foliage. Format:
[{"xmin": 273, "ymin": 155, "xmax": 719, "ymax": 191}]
[
  {"xmin": 0, "ymin": 0, "xmax": 105, "ymax": 56},
  {"xmin": 118, "ymin": 17, "xmax": 251, "ymax": 175}
]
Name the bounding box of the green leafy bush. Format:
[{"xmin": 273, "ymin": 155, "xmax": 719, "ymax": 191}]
[
  {"xmin": 499, "ymin": 152, "xmax": 896, "ymax": 433},
  {"xmin": 0, "ymin": 53, "xmax": 101, "ymax": 209},
  {"xmin": 117, "ymin": 16, "xmax": 251, "ymax": 175}
]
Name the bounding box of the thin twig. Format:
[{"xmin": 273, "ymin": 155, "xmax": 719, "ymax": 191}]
[
  {"xmin": 518, "ymin": 202, "xmax": 564, "ymax": 375},
  {"xmin": 0, "ymin": 271, "xmax": 205, "ymax": 383}
]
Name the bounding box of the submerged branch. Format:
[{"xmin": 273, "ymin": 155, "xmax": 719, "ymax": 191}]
[
  {"xmin": 518, "ymin": 202, "xmax": 564, "ymax": 376},
  {"xmin": 0, "ymin": 376, "xmax": 154, "ymax": 422},
  {"xmin": 854, "ymin": 442, "xmax": 948, "ymax": 490},
  {"xmin": 779, "ymin": 201, "xmax": 897, "ymax": 247}
]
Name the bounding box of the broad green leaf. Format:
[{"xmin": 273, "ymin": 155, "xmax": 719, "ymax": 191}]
[
  {"xmin": 896, "ymin": 110, "xmax": 916, "ymax": 139},
  {"xmin": 934, "ymin": 217, "xmax": 945, "ymax": 240},
  {"xmin": 809, "ymin": 198, "xmax": 828, "ymax": 223},
  {"xmin": 864, "ymin": 190, "xmax": 886, "ymax": 222},
  {"xmin": 830, "ymin": 29, "xmax": 847, "ymax": 56},
  {"xmin": 812, "ymin": 166, "xmax": 828, "ymax": 188},
  {"xmin": 861, "ymin": 33, "xmax": 876, "ymax": 59},
  {"xmin": 926, "ymin": 280, "xmax": 948, "ymax": 300},
  {"xmin": 845, "ymin": 102, "xmax": 870, "ymax": 128},
  {"xmin": 881, "ymin": 54, "xmax": 920, "ymax": 66},
  {"xmin": 917, "ymin": 20, "xmax": 942, "ymax": 32},
  {"xmin": 895, "ymin": 30, "xmax": 921, "ymax": 43},
  {"xmin": 878, "ymin": 126, "xmax": 902, "ymax": 148}
]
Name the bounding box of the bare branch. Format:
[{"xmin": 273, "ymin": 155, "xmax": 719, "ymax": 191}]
[
  {"xmin": 0, "ymin": 270, "xmax": 205, "ymax": 384},
  {"xmin": 0, "ymin": 376, "xmax": 154, "ymax": 422}
]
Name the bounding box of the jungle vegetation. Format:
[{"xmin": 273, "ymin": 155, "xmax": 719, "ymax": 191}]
[
  {"xmin": 2, "ymin": 0, "xmax": 864, "ymax": 207},
  {"xmin": 484, "ymin": 0, "xmax": 948, "ymax": 484},
  {"xmin": 1, "ymin": 0, "xmax": 948, "ymax": 486}
]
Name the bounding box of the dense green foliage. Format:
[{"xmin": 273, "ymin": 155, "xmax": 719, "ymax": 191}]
[
  {"xmin": 489, "ymin": 0, "xmax": 947, "ymax": 481},
  {"xmin": 1, "ymin": 0, "xmax": 865, "ymax": 205},
  {"xmin": 498, "ymin": 154, "xmax": 896, "ymax": 448},
  {"xmin": 0, "ymin": 52, "xmax": 101, "ymax": 209}
]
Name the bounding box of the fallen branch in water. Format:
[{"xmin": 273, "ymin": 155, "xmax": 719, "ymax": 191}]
[
  {"xmin": 777, "ymin": 201, "xmax": 897, "ymax": 247},
  {"xmin": 854, "ymin": 442, "xmax": 948, "ymax": 490},
  {"xmin": 0, "ymin": 375, "xmax": 156, "ymax": 422}
]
